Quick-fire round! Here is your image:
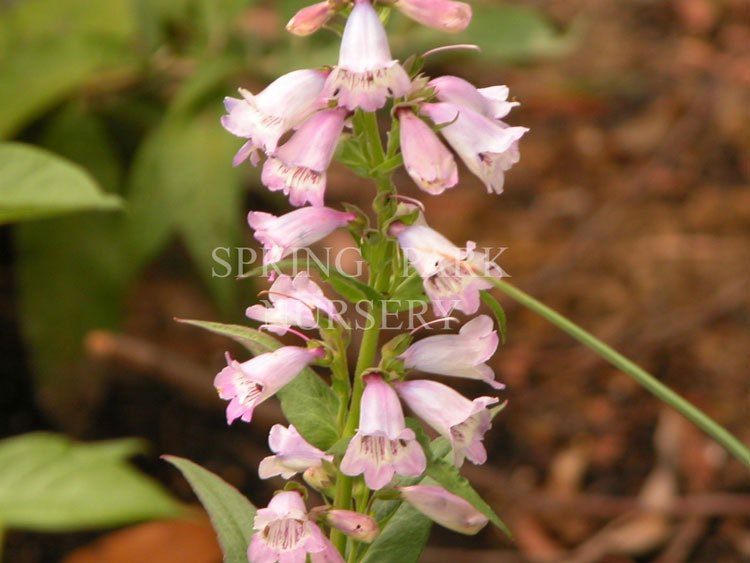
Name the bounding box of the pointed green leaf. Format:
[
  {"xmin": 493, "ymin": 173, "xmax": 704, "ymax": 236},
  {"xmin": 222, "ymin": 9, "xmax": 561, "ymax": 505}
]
[
  {"xmin": 163, "ymin": 456, "xmax": 255, "ymax": 563},
  {"xmin": 177, "ymin": 318, "xmax": 281, "ymax": 356},
  {"xmin": 360, "ymin": 502, "xmax": 431, "ymax": 563},
  {"xmin": 480, "ymin": 290, "xmax": 508, "ymax": 345},
  {"xmin": 0, "ymin": 433, "xmax": 179, "ymax": 531}
]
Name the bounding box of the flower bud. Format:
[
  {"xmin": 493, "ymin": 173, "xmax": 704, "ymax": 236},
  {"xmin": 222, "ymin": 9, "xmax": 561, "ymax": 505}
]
[
  {"xmin": 303, "ymin": 464, "xmax": 335, "ymax": 494},
  {"xmin": 324, "ymin": 510, "xmax": 380, "ymax": 543},
  {"xmin": 399, "ymin": 485, "xmax": 488, "ymax": 535},
  {"xmin": 287, "ymin": 1, "xmax": 334, "ymax": 36},
  {"xmin": 395, "ymin": 0, "xmax": 472, "ymax": 33}
]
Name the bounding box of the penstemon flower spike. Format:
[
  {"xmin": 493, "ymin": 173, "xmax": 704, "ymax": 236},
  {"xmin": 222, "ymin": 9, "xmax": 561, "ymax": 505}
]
[{"xmin": 204, "ymin": 0, "xmax": 534, "ymax": 560}]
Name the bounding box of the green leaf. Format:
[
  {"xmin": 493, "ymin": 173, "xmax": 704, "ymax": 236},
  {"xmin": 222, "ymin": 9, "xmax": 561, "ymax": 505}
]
[
  {"xmin": 426, "ymin": 458, "xmax": 512, "ymax": 538},
  {"xmin": 176, "ymin": 319, "xmax": 284, "ymax": 356},
  {"xmin": 178, "ymin": 319, "xmax": 340, "ymax": 449},
  {"xmin": 0, "ymin": 433, "xmax": 179, "ymax": 531},
  {"xmin": 480, "ymin": 290, "xmax": 508, "ymax": 345},
  {"xmin": 277, "ymin": 372, "xmax": 340, "ymax": 450},
  {"xmin": 335, "ymin": 135, "xmax": 371, "ymax": 178},
  {"xmin": 361, "ymin": 501, "xmax": 432, "ymax": 563},
  {"xmin": 322, "ymin": 270, "xmax": 384, "ymax": 304},
  {"xmin": 386, "ymin": 273, "xmax": 428, "ymax": 313},
  {"xmin": 163, "ymin": 456, "xmax": 255, "ymax": 563},
  {"xmin": 0, "ymin": 143, "xmax": 121, "ymax": 224}
]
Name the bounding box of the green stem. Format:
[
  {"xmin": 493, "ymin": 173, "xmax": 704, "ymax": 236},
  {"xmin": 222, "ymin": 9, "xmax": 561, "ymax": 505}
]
[
  {"xmin": 331, "ymin": 305, "xmax": 382, "ymax": 553},
  {"xmin": 492, "ymin": 279, "xmax": 750, "ymax": 469},
  {"xmin": 363, "ymin": 111, "xmax": 386, "ymax": 164}
]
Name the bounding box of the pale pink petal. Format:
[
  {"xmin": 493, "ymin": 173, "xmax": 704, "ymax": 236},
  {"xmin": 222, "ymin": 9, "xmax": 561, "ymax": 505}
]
[{"xmin": 261, "ymin": 108, "xmax": 347, "ymax": 207}]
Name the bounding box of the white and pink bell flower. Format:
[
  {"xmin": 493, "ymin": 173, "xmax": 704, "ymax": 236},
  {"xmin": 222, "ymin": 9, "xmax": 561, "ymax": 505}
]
[
  {"xmin": 398, "ymin": 315, "xmax": 504, "ymax": 389},
  {"xmin": 323, "ymin": 0, "xmax": 411, "ymax": 111},
  {"xmin": 340, "ymin": 374, "xmax": 426, "ymax": 489},
  {"xmin": 393, "ymin": 0, "xmax": 472, "ymax": 33},
  {"xmin": 398, "ymin": 108, "xmax": 458, "ymax": 195},
  {"xmin": 390, "ymin": 219, "xmax": 506, "ymax": 316},
  {"xmin": 262, "ymin": 107, "xmax": 348, "ymax": 207},
  {"xmin": 259, "ymin": 424, "xmax": 333, "ymax": 480},
  {"xmin": 286, "ymin": 1, "xmax": 335, "ymax": 36},
  {"xmin": 249, "ymin": 491, "xmax": 344, "ymax": 563},
  {"xmin": 214, "ymin": 346, "xmax": 324, "ymax": 424},
  {"xmin": 246, "ymin": 272, "xmax": 342, "ymax": 335},
  {"xmin": 248, "ymin": 206, "xmax": 356, "ymax": 266},
  {"xmin": 395, "ymin": 379, "xmax": 498, "ymax": 466},
  {"xmin": 430, "ymin": 75, "xmax": 519, "ymax": 120},
  {"xmin": 221, "ymin": 69, "xmax": 327, "ymax": 166},
  {"xmin": 421, "ymin": 101, "xmax": 528, "ymax": 194},
  {"xmin": 398, "ymin": 485, "xmax": 489, "ymax": 535}
]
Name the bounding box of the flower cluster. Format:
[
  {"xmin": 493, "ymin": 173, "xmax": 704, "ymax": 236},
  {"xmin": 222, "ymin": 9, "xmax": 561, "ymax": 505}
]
[{"xmin": 213, "ymin": 1, "xmax": 526, "ymax": 560}]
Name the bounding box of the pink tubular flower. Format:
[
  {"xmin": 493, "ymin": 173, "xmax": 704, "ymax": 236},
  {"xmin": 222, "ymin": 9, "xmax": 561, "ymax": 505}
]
[
  {"xmin": 287, "ymin": 1, "xmax": 335, "ymax": 36},
  {"xmin": 399, "ymin": 485, "xmax": 488, "ymax": 535},
  {"xmin": 261, "ymin": 108, "xmax": 348, "ymax": 207},
  {"xmin": 323, "ymin": 0, "xmax": 411, "ymax": 111},
  {"xmin": 246, "ymin": 272, "xmax": 342, "ymax": 335},
  {"xmin": 398, "ymin": 315, "xmax": 504, "ymax": 389},
  {"xmin": 340, "ymin": 374, "xmax": 426, "ymax": 489},
  {"xmin": 429, "ymin": 75, "xmax": 519, "ymax": 120},
  {"xmin": 249, "ymin": 491, "xmax": 344, "ymax": 563},
  {"xmin": 398, "ymin": 108, "xmax": 458, "ymax": 195},
  {"xmin": 394, "ymin": 0, "xmax": 472, "ymax": 33},
  {"xmin": 390, "ymin": 220, "xmax": 506, "ymax": 316},
  {"xmin": 248, "ymin": 206, "xmax": 356, "ymax": 266},
  {"xmin": 258, "ymin": 424, "xmax": 333, "ymax": 479},
  {"xmin": 221, "ymin": 69, "xmax": 327, "ymax": 166},
  {"xmin": 421, "ymin": 102, "xmax": 528, "ymax": 194},
  {"xmin": 395, "ymin": 380, "xmax": 498, "ymax": 466},
  {"xmin": 214, "ymin": 346, "xmax": 323, "ymax": 424}
]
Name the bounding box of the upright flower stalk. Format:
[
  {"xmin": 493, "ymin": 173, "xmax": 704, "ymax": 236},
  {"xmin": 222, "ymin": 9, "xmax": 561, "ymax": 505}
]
[
  {"xmin": 212, "ymin": 1, "xmax": 530, "ymax": 560},
  {"xmin": 171, "ymin": 2, "xmax": 750, "ymax": 561}
]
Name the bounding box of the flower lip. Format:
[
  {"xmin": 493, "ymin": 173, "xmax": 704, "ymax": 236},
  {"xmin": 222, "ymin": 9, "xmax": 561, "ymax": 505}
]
[
  {"xmin": 395, "ymin": 379, "xmax": 499, "ymax": 466},
  {"xmin": 249, "ymin": 491, "xmax": 343, "ymax": 562},
  {"xmin": 339, "ymin": 374, "xmax": 427, "ymax": 489}
]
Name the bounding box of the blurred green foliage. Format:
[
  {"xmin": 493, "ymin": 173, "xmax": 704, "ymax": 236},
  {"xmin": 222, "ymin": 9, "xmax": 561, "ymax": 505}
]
[
  {"xmin": 0, "ymin": 0, "xmax": 569, "ymax": 421},
  {"xmin": 0, "ymin": 432, "xmax": 179, "ymax": 532}
]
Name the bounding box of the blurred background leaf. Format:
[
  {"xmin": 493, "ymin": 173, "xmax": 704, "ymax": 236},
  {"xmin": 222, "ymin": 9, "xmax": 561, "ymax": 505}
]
[
  {"xmin": 0, "ymin": 142, "xmax": 121, "ymax": 224},
  {"xmin": 0, "ymin": 433, "xmax": 179, "ymax": 531}
]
